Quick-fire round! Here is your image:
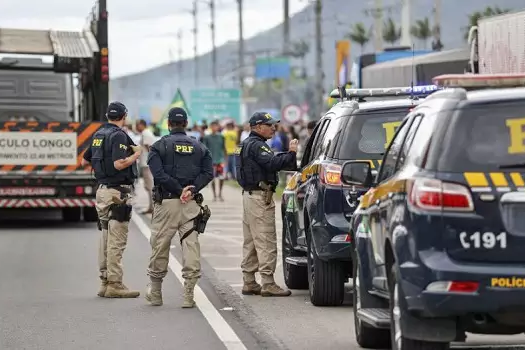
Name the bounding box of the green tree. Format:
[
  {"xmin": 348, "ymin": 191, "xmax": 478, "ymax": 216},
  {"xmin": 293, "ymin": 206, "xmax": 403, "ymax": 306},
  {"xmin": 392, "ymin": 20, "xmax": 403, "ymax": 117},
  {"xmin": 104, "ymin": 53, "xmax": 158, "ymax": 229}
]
[
  {"xmin": 346, "ymin": 22, "xmax": 370, "ymax": 52},
  {"xmin": 410, "ymin": 17, "xmax": 432, "ymax": 49},
  {"xmin": 383, "ymin": 17, "xmax": 401, "ymax": 45},
  {"xmin": 464, "ymin": 6, "xmax": 511, "ymax": 40},
  {"xmin": 288, "ymin": 40, "xmax": 310, "ymax": 78}
]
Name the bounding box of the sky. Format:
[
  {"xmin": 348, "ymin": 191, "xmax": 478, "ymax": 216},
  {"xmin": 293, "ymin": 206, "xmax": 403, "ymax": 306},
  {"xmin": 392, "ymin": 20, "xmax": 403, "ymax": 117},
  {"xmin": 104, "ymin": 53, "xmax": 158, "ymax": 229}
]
[{"xmin": 0, "ymin": 0, "xmax": 310, "ymax": 78}]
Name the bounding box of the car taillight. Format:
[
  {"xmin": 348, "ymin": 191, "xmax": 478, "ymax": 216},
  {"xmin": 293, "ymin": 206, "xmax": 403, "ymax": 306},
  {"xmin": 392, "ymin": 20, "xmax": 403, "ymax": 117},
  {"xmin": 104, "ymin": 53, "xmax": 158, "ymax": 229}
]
[
  {"xmin": 319, "ymin": 164, "xmax": 342, "ymax": 186},
  {"xmin": 408, "ymin": 178, "xmax": 474, "ymax": 211},
  {"xmin": 75, "ymin": 186, "xmax": 84, "ymax": 195}
]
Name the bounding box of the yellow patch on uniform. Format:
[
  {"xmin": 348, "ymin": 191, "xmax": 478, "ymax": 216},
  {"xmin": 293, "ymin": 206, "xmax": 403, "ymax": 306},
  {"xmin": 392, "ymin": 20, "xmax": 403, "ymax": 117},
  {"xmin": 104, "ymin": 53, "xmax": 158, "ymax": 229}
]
[
  {"xmin": 92, "ymin": 138, "xmax": 103, "ymax": 147},
  {"xmin": 119, "ymin": 144, "xmax": 127, "ymax": 150},
  {"xmin": 261, "ymin": 145, "xmax": 271, "ymax": 153},
  {"xmin": 265, "ymin": 114, "xmax": 272, "ymax": 120},
  {"xmin": 175, "ymin": 144, "xmax": 194, "ymax": 154}
]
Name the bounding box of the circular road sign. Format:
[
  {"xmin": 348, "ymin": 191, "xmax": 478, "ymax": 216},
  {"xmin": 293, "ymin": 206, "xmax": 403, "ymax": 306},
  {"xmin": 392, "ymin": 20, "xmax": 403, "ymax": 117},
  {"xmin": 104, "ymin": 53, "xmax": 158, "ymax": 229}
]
[{"xmin": 282, "ymin": 104, "xmax": 303, "ymax": 124}]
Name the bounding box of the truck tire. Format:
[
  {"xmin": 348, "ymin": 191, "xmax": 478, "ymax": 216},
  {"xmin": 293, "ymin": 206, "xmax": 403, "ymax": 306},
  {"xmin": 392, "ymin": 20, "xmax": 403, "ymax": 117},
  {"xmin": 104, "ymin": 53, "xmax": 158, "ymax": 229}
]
[
  {"xmin": 62, "ymin": 207, "xmax": 81, "ymax": 222},
  {"xmin": 389, "ymin": 265, "xmax": 450, "ymax": 350},
  {"xmin": 353, "ymin": 253, "xmax": 390, "ymax": 348},
  {"xmin": 282, "ymin": 226, "xmax": 308, "ymax": 290},
  {"xmin": 83, "ymin": 207, "xmax": 99, "ymax": 222},
  {"xmin": 307, "ymin": 228, "xmax": 345, "ymax": 306}
]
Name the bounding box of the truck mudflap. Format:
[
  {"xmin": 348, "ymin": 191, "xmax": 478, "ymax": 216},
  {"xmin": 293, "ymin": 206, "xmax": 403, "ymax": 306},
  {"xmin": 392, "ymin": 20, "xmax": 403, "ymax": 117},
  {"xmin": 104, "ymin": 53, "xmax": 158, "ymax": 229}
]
[
  {"xmin": 0, "ymin": 121, "xmax": 102, "ymax": 174},
  {"xmin": 0, "ymin": 198, "xmax": 96, "ymax": 208}
]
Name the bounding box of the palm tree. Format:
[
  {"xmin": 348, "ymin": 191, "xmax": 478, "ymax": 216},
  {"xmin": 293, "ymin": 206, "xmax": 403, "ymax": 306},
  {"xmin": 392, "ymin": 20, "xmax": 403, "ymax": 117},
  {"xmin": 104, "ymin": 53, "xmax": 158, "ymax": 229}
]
[
  {"xmin": 410, "ymin": 17, "xmax": 432, "ymax": 49},
  {"xmin": 383, "ymin": 17, "xmax": 401, "ymax": 46},
  {"xmin": 346, "ymin": 22, "xmax": 370, "ymax": 52},
  {"xmin": 464, "ymin": 6, "xmax": 510, "ymax": 40}
]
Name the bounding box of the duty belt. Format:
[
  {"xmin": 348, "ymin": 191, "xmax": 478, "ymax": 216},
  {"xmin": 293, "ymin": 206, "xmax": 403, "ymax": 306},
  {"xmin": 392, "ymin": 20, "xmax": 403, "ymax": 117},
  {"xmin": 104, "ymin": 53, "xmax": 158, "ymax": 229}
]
[
  {"xmin": 161, "ymin": 192, "xmax": 181, "ymax": 199},
  {"xmin": 99, "ymin": 184, "xmax": 134, "ymax": 193}
]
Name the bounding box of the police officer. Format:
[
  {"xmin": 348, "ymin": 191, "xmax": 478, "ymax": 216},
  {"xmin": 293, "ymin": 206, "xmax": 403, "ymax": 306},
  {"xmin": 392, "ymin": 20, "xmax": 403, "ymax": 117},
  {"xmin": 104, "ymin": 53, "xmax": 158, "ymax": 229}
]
[
  {"xmin": 82, "ymin": 101, "xmax": 141, "ymax": 298},
  {"xmin": 146, "ymin": 107, "xmax": 213, "ymax": 308},
  {"xmin": 235, "ymin": 112, "xmax": 298, "ymax": 297}
]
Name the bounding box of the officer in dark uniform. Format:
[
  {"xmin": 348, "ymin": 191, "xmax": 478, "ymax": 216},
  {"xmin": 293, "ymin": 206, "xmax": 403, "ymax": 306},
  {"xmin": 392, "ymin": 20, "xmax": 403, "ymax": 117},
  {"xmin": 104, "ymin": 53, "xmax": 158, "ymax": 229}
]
[
  {"xmin": 146, "ymin": 107, "xmax": 213, "ymax": 308},
  {"xmin": 82, "ymin": 101, "xmax": 141, "ymax": 298},
  {"xmin": 235, "ymin": 112, "xmax": 298, "ymax": 297}
]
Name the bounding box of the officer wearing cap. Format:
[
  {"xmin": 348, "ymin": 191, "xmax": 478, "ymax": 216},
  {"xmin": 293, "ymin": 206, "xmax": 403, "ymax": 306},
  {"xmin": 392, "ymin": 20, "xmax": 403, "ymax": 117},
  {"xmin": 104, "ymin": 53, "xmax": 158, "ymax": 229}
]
[
  {"xmin": 235, "ymin": 112, "xmax": 298, "ymax": 297},
  {"xmin": 145, "ymin": 107, "xmax": 213, "ymax": 308},
  {"xmin": 82, "ymin": 101, "xmax": 141, "ymax": 298}
]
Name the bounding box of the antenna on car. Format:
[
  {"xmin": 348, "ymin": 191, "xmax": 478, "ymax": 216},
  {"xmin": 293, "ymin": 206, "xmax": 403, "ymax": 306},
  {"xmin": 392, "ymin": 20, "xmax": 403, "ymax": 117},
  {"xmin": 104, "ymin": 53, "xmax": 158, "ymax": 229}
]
[{"xmin": 410, "ymin": 43, "xmax": 415, "ymax": 100}]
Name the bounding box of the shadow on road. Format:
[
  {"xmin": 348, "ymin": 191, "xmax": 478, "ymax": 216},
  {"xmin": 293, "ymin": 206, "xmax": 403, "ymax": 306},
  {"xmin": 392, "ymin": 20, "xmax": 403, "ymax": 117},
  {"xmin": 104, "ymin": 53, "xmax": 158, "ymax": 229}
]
[{"xmin": 0, "ymin": 208, "xmax": 96, "ymax": 229}]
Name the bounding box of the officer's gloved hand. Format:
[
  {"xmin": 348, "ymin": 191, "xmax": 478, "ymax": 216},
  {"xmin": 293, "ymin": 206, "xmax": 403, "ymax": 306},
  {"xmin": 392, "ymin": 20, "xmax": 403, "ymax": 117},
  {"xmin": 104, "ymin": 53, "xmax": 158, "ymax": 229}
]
[{"xmin": 181, "ymin": 185, "xmax": 195, "ymax": 204}]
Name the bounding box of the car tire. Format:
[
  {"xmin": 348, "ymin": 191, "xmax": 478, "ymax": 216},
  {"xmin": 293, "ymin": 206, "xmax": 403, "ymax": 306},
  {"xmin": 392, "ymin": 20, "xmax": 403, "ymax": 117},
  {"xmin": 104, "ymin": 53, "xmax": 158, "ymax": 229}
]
[
  {"xmin": 83, "ymin": 207, "xmax": 99, "ymax": 222},
  {"xmin": 62, "ymin": 207, "xmax": 81, "ymax": 222},
  {"xmin": 389, "ymin": 265, "xmax": 450, "ymax": 350},
  {"xmin": 306, "ymin": 227, "xmax": 345, "ymax": 306},
  {"xmin": 282, "ymin": 226, "xmax": 308, "ymax": 290},
  {"xmin": 353, "ymin": 253, "xmax": 390, "ymax": 348}
]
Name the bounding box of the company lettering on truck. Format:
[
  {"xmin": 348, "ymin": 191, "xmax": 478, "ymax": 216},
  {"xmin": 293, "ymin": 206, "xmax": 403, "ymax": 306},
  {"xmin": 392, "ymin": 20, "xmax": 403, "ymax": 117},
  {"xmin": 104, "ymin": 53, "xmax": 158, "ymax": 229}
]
[{"xmin": 0, "ymin": 132, "xmax": 77, "ymax": 165}]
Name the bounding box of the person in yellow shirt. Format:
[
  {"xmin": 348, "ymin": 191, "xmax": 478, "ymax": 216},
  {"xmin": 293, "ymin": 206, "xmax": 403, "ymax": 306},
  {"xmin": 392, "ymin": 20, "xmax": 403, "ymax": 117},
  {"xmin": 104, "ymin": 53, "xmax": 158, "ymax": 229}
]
[{"xmin": 222, "ymin": 122, "xmax": 239, "ymax": 179}]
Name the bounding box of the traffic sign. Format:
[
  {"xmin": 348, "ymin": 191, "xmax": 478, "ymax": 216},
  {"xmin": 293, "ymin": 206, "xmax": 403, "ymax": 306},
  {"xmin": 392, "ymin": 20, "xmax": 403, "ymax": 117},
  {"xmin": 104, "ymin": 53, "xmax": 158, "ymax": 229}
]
[
  {"xmin": 190, "ymin": 89, "xmax": 241, "ymax": 124},
  {"xmin": 282, "ymin": 104, "xmax": 303, "ymax": 124}
]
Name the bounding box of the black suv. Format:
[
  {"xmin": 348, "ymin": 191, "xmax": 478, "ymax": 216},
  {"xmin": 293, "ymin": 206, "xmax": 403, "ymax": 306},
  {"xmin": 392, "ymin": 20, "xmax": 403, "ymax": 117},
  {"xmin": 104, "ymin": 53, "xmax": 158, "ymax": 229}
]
[
  {"xmin": 345, "ymin": 74, "xmax": 525, "ymax": 349},
  {"xmin": 281, "ymin": 86, "xmax": 440, "ymax": 306}
]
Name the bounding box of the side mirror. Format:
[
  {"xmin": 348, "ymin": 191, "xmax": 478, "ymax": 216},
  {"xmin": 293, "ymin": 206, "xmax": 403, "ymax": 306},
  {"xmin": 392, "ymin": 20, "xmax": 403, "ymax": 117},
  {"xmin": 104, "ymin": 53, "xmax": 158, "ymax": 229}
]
[{"xmin": 341, "ymin": 160, "xmax": 373, "ymax": 187}]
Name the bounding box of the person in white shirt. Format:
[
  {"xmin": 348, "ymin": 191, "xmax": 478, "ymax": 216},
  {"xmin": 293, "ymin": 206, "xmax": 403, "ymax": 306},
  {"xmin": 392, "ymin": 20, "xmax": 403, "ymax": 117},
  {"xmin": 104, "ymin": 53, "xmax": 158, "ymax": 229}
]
[
  {"xmin": 136, "ymin": 119, "xmax": 156, "ymax": 214},
  {"xmin": 240, "ymin": 123, "xmax": 250, "ymax": 142}
]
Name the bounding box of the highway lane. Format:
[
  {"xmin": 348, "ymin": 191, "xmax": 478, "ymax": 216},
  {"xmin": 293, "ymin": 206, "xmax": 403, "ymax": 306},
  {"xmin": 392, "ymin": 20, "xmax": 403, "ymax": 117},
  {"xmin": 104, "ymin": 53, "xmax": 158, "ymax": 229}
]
[
  {"xmin": 139, "ymin": 183, "xmax": 525, "ymax": 350},
  {"xmin": 0, "ymin": 208, "xmax": 274, "ymax": 350}
]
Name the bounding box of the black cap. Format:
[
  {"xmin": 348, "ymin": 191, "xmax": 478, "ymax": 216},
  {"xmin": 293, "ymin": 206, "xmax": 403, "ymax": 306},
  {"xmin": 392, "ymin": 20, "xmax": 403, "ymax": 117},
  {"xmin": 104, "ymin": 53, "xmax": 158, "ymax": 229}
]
[
  {"xmin": 106, "ymin": 101, "xmax": 128, "ymax": 120},
  {"xmin": 168, "ymin": 107, "xmax": 188, "ymax": 123},
  {"xmin": 249, "ymin": 112, "xmax": 279, "ymax": 127}
]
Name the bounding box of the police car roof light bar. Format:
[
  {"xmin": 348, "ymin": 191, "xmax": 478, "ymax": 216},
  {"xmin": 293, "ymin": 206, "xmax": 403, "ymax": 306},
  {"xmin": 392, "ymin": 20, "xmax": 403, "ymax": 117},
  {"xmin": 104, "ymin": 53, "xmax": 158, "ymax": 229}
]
[
  {"xmin": 433, "ymin": 74, "xmax": 525, "ymax": 88},
  {"xmin": 329, "ymin": 85, "xmax": 440, "ymax": 99}
]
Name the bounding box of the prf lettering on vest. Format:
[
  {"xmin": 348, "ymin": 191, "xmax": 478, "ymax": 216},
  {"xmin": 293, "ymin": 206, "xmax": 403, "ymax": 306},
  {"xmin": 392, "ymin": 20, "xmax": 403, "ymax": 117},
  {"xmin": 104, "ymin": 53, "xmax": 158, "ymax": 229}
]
[
  {"xmin": 491, "ymin": 277, "xmax": 525, "ymax": 288},
  {"xmin": 92, "ymin": 138, "xmax": 103, "ymax": 147},
  {"xmin": 382, "ymin": 121, "xmax": 402, "ymax": 149},
  {"xmin": 175, "ymin": 145, "xmax": 194, "ymax": 153},
  {"xmin": 506, "ymin": 118, "xmax": 525, "ymax": 154}
]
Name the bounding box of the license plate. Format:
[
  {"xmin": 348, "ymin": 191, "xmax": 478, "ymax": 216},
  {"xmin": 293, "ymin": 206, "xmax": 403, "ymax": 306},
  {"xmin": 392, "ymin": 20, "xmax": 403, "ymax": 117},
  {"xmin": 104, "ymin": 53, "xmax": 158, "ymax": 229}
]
[{"xmin": 0, "ymin": 187, "xmax": 56, "ymax": 196}]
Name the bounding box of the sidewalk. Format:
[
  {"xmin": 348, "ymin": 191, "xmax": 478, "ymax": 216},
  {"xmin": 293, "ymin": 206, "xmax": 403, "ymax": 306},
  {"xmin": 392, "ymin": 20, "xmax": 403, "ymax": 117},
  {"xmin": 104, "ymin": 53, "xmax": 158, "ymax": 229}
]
[{"xmin": 133, "ymin": 179, "xmax": 285, "ymax": 295}]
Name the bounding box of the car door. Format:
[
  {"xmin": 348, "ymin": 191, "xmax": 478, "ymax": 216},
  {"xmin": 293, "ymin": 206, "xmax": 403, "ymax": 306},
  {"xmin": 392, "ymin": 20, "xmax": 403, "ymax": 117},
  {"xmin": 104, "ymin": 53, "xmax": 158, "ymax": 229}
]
[
  {"xmin": 366, "ymin": 117, "xmax": 413, "ymax": 290},
  {"xmin": 295, "ymin": 118, "xmax": 331, "ymax": 247}
]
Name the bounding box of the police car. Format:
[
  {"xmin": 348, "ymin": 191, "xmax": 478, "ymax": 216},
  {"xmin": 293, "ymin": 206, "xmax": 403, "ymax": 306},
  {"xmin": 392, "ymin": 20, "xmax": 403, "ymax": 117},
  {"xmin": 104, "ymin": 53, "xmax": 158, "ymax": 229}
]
[
  {"xmin": 281, "ymin": 85, "xmax": 441, "ymax": 306},
  {"xmin": 343, "ymin": 73, "xmax": 525, "ymax": 349}
]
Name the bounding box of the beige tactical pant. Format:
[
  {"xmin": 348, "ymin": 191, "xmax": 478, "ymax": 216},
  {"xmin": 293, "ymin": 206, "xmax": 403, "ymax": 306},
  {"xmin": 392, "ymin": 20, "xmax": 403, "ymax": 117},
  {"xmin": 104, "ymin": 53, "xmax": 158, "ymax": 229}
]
[
  {"xmin": 95, "ymin": 186, "xmax": 133, "ymax": 283},
  {"xmin": 140, "ymin": 166, "xmax": 154, "ymax": 210},
  {"xmin": 148, "ymin": 198, "xmax": 201, "ymax": 282},
  {"xmin": 241, "ymin": 191, "xmax": 277, "ymax": 285}
]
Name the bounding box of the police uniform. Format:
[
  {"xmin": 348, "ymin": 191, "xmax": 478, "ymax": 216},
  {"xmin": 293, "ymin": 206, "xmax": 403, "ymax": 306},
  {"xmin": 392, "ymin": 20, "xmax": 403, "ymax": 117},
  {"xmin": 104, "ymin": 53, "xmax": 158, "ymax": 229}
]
[
  {"xmin": 235, "ymin": 112, "xmax": 297, "ymax": 297},
  {"xmin": 83, "ymin": 101, "xmax": 140, "ymax": 298},
  {"xmin": 146, "ymin": 107, "xmax": 213, "ymax": 308}
]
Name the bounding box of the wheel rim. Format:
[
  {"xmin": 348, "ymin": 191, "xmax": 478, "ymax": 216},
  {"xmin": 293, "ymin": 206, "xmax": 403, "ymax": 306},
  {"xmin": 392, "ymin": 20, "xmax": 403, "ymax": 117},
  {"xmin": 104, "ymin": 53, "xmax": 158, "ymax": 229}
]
[
  {"xmin": 393, "ymin": 282, "xmax": 402, "ymax": 349},
  {"xmin": 354, "ymin": 266, "xmax": 362, "ymax": 332}
]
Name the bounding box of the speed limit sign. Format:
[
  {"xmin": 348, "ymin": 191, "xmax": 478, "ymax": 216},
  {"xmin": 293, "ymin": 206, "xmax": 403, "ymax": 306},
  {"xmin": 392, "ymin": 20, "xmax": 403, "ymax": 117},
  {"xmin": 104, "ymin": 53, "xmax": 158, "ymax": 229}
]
[{"xmin": 282, "ymin": 104, "xmax": 303, "ymax": 124}]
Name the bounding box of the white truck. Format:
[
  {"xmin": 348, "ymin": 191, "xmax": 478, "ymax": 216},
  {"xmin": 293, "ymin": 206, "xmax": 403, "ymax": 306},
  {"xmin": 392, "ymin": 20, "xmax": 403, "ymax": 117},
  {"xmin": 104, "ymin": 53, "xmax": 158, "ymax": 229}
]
[{"xmin": 468, "ymin": 9, "xmax": 525, "ymax": 74}]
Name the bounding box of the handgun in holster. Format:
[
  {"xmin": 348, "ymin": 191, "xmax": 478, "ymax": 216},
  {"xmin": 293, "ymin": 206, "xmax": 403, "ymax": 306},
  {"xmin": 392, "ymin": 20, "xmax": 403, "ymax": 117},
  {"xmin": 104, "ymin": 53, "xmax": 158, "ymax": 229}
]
[
  {"xmin": 258, "ymin": 181, "xmax": 273, "ymax": 205},
  {"xmin": 152, "ymin": 186, "xmax": 163, "ymax": 204},
  {"xmin": 180, "ymin": 193, "xmax": 212, "ymax": 244},
  {"xmin": 109, "ymin": 186, "xmax": 133, "ymax": 222}
]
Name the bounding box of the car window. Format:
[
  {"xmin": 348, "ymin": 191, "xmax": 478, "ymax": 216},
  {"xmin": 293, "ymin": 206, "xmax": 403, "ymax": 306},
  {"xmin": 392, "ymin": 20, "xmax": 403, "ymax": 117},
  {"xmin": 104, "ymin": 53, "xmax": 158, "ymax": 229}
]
[
  {"xmin": 397, "ymin": 115, "xmax": 422, "ymax": 168},
  {"xmin": 311, "ymin": 119, "xmax": 330, "ymax": 160},
  {"xmin": 406, "ymin": 108, "xmax": 439, "ymax": 167},
  {"xmin": 337, "ymin": 107, "xmax": 411, "ymax": 160},
  {"xmin": 376, "ymin": 119, "xmax": 412, "ymax": 183},
  {"xmin": 320, "ymin": 116, "xmax": 342, "ymax": 157},
  {"xmin": 301, "ymin": 121, "xmax": 322, "ymax": 167},
  {"xmin": 438, "ymin": 100, "xmax": 525, "ymax": 171}
]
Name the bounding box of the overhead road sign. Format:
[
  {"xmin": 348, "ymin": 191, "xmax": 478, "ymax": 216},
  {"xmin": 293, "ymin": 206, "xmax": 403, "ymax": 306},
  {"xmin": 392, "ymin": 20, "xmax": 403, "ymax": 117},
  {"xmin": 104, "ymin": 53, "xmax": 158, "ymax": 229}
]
[{"xmin": 190, "ymin": 89, "xmax": 241, "ymax": 124}]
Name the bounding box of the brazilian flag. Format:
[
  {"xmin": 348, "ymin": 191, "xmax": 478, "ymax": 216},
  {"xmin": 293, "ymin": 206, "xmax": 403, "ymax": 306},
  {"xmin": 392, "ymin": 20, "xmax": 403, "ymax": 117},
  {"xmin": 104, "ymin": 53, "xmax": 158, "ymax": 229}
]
[{"xmin": 159, "ymin": 89, "xmax": 191, "ymax": 136}]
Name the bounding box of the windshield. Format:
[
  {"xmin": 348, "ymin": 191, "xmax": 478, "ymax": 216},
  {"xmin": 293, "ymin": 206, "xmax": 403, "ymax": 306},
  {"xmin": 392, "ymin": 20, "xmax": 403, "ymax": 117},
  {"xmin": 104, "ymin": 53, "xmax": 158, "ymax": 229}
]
[
  {"xmin": 338, "ymin": 108, "xmax": 410, "ymax": 160},
  {"xmin": 439, "ymin": 100, "xmax": 525, "ymax": 171}
]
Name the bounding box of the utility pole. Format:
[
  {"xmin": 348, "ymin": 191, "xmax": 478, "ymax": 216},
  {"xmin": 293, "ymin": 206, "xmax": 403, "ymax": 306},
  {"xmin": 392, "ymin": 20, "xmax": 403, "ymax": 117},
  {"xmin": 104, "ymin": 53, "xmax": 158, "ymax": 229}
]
[
  {"xmin": 192, "ymin": 0, "xmax": 198, "ymax": 85},
  {"xmin": 432, "ymin": 0, "xmax": 443, "ymax": 51},
  {"xmin": 282, "ymin": 0, "xmax": 291, "ymax": 109},
  {"xmin": 314, "ymin": 0, "xmax": 323, "ymax": 120},
  {"xmin": 373, "ymin": 0, "xmax": 383, "ymax": 52},
  {"xmin": 400, "ymin": 0, "xmax": 411, "ymax": 47},
  {"xmin": 177, "ymin": 30, "xmax": 183, "ymax": 84},
  {"xmin": 237, "ymin": 0, "xmax": 245, "ymax": 94},
  {"xmin": 209, "ymin": 0, "xmax": 217, "ymax": 85}
]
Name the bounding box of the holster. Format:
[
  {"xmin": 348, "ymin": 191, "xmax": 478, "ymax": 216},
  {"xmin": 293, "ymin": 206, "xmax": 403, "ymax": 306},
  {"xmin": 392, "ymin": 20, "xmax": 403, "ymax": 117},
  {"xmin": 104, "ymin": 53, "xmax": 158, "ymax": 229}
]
[
  {"xmin": 97, "ymin": 219, "xmax": 109, "ymax": 231},
  {"xmin": 180, "ymin": 194, "xmax": 211, "ymax": 244},
  {"xmin": 258, "ymin": 181, "xmax": 273, "ymax": 205},
  {"xmin": 153, "ymin": 186, "xmax": 163, "ymax": 204},
  {"xmin": 110, "ymin": 203, "xmax": 132, "ymax": 222}
]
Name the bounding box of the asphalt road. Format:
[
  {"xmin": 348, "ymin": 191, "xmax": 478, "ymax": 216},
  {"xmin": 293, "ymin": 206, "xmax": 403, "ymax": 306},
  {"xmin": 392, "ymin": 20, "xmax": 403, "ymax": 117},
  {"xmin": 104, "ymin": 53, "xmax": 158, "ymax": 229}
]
[{"xmin": 1, "ymin": 181, "xmax": 525, "ymax": 350}]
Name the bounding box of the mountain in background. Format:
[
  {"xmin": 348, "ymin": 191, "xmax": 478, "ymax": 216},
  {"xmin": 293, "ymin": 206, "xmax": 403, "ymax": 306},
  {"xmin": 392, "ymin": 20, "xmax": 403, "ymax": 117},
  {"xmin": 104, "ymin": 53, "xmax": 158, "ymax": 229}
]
[{"xmin": 110, "ymin": 0, "xmax": 524, "ymax": 117}]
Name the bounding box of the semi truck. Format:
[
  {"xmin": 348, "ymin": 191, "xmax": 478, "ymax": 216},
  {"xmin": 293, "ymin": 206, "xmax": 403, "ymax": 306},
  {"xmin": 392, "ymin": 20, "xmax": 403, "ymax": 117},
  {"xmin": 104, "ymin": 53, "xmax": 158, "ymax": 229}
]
[
  {"xmin": 468, "ymin": 9, "xmax": 525, "ymax": 74},
  {"xmin": 0, "ymin": 0, "xmax": 109, "ymax": 222}
]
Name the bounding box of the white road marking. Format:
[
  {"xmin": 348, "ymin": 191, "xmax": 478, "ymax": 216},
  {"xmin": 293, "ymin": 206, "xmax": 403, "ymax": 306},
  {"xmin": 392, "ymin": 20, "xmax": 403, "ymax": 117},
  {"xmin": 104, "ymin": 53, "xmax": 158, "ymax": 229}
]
[{"xmin": 131, "ymin": 211, "xmax": 247, "ymax": 350}]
